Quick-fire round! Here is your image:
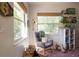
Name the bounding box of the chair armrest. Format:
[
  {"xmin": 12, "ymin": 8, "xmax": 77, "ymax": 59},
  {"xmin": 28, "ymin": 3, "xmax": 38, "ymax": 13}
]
[{"xmin": 37, "ymin": 42, "xmax": 45, "ymax": 48}]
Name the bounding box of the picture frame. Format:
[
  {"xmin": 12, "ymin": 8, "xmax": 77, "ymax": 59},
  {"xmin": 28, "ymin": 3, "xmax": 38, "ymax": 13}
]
[{"xmin": 0, "ymin": 2, "xmax": 13, "ymax": 16}]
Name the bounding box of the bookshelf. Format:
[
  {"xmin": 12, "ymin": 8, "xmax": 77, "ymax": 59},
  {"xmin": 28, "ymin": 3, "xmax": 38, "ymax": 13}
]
[
  {"xmin": 64, "ymin": 27, "xmax": 75, "ymax": 50},
  {"xmin": 61, "ymin": 8, "xmax": 77, "ymax": 50},
  {"xmin": 62, "ymin": 14, "xmax": 76, "ymax": 50}
]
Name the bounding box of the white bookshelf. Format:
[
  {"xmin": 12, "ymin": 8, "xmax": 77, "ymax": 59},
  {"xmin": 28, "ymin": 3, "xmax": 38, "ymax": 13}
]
[{"xmin": 64, "ymin": 27, "xmax": 75, "ymax": 50}]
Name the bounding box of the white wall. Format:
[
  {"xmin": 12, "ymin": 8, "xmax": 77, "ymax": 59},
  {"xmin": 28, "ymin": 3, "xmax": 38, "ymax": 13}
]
[
  {"xmin": 28, "ymin": 2, "xmax": 79, "ymax": 48},
  {"xmin": 0, "ymin": 16, "xmax": 25, "ymax": 57},
  {"xmin": 0, "ymin": 16, "xmax": 13, "ymax": 56},
  {"xmin": 0, "ymin": 2, "xmax": 29, "ymax": 57}
]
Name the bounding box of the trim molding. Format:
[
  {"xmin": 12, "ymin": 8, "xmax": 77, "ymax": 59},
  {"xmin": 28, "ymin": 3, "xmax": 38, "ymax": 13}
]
[
  {"xmin": 17, "ymin": 2, "xmax": 27, "ymax": 13},
  {"xmin": 37, "ymin": 13, "xmax": 61, "ymax": 16}
]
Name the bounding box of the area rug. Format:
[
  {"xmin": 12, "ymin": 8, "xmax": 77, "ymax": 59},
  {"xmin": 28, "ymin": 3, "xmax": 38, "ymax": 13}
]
[{"xmin": 48, "ymin": 49, "xmax": 79, "ymax": 57}]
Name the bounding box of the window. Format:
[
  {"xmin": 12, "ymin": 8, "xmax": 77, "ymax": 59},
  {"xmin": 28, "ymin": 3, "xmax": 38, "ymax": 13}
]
[
  {"xmin": 14, "ymin": 2, "xmax": 27, "ymax": 42},
  {"xmin": 37, "ymin": 16, "xmax": 63, "ymax": 34}
]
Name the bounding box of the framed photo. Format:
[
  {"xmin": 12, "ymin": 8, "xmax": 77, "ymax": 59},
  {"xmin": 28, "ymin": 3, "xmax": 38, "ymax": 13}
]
[{"xmin": 0, "ymin": 2, "xmax": 13, "ymax": 16}]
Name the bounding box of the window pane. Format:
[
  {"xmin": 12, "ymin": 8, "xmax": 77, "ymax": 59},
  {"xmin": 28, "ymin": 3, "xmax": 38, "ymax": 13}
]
[
  {"xmin": 38, "ymin": 24, "xmax": 59, "ymax": 33},
  {"xmin": 37, "ymin": 16, "xmax": 63, "ymax": 34},
  {"xmin": 14, "ymin": 6, "xmax": 24, "ymax": 22},
  {"xmin": 38, "ymin": 16, "xmax": 63, "ymax": 23},
  {"xmin": 14, "ymin": 19, "xmax": 24, "ymax": 40}
]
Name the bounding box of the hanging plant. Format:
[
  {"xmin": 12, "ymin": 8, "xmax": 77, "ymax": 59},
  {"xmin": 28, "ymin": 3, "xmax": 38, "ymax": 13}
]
[{"xmin": 61, "ymin": 17, "xmax": 71, "ymax": 28}]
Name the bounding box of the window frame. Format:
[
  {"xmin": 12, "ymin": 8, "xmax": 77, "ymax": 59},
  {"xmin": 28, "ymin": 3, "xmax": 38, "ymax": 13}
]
[{"xmin": 14, "ymin": 3, "xmax": 26, "ymax": 41}]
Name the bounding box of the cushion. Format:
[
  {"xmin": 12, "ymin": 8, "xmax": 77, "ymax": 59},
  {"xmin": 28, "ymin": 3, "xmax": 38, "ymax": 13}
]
[
  {"xmin": 35, "ymin": 32, "xmax": 42, "ymax": 41},
  {"xmin": 44, "ymin": 40, "xmax": 53, "ymax": 48}
]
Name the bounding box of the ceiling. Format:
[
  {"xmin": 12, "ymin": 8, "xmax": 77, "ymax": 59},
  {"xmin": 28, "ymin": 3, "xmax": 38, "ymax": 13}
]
[{"xmin": 26, "ymin": 2, "xmax": 79, "ymax": 6}]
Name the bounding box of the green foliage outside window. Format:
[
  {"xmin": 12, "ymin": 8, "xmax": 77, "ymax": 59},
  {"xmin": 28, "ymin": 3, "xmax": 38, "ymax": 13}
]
[
  {"xmin": 38, "ymin": 16, "xmax": 63, "ymax": 33},
  {"xmin": 14, "ymin": 6, "xmax": 24, "ymax": 40}
]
